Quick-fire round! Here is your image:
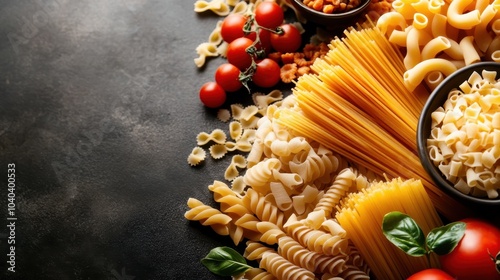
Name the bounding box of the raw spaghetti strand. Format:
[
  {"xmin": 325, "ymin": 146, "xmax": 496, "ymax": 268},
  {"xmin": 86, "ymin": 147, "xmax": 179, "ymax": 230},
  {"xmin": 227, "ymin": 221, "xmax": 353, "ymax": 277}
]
[
  {"xmin": 336, "ymin": 178, "xmax": 442, "ymax": 279},
  {"xmin": 276, "ymin": 26, "xmax": 470, "ymax": 221}
]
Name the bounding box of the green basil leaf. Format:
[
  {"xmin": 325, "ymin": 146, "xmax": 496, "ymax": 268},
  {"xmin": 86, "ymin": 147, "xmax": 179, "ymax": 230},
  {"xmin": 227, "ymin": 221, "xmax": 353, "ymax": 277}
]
[
  {"xmin": 201, "ymin": 246, "xmax": 252, "ymax": 277},
  {"xmin": 382, "ymin": 211, "xmax": 427, "ymax": 257},
  {"xmin": 427, "ymin": 221, "xmax": 466, "ymax": 255}
]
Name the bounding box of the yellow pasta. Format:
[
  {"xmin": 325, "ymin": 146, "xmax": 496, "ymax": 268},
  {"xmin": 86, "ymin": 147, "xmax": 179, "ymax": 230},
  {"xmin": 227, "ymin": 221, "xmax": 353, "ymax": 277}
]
[
  {"xmin": 277, "ymin": 25, "xmax": 470, "ymax": 221},
  {"xmin": 447, "ymin": 0, "xmax": 481, "ymax": 29},
  {"xmin": 187, "ymin": 147, "xmax": 206, "ymax": 166},
  {"xmin": 336, "ymin": 178, "xmax": 442, "ymax": 279},
  {"xmin": 196, "ymin": 128, "xmax": 227, "ymax": 145},
  {"xmin": 184, "ymin": 198, "xmax": 232, "ymax": 236},
  {"xmin": 377, "ymin": 0, "xmax": 500, "ymax": 90},
  {"xmin": 229, "ymin": 121, "xmax": 243, "ymax": 140},
  {"xmin": 193, "ymin": 0, "xmax": 230, "ymax": 16}
]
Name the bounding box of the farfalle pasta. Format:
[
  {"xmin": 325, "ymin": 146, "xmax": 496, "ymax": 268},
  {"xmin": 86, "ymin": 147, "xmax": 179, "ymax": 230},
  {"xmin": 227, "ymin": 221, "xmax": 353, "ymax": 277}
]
[
  {"xmin": 187, "ymin": 147, "xmax": 207, "ymax": 166},
  {"xmin": 196, "ymin": 128, "xmax": 227, "ymax": 145}
]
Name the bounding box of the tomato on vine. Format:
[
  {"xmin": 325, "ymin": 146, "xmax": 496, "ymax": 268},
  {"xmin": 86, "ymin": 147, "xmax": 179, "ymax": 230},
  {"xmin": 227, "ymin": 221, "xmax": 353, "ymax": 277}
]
[
  {"xmin": 245, "ymin": 27, "xmax": 272, "ymax": 55},
  {"xmin": 215, "ymin": 63, "xmax": 242, "ymax": 92},
  {"xmin": 254, "ymin": 1, "xmax": 284, "ymax": 30},
  {"xmin": 270, "ymin": 24, "xmax": 302, "ymax": 53},
  {"xmin": 251, "ymin": 58, "xmax": 280, "ymax": 88},
  {"xmin": 199, "ymin": 82, "xmax": 226, "ymax": 108},
  {"xmin": 221, "ymin": 14, "xmax": 248, "ymax": 43},
  {"xmin": 226, "ymin": 37, "xmax": 255, "ymax": 70}
]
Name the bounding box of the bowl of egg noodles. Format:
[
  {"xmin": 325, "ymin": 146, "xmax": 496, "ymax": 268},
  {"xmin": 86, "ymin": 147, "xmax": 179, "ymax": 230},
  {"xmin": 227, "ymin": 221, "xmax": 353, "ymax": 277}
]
[
  {"xmin": 417, "ymin": 62, "xmax": 500, "ymax": 207},
  {"xmin": 291, "ymin": 0, "xmax": 370, "ymax": 26}
]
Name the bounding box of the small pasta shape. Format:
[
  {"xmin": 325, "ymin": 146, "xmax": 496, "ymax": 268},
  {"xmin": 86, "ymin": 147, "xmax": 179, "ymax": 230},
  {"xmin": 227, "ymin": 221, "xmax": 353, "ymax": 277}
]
[
  {"xmin": 230, "ymin": 121, "xmax": 243, "ymax": 140},
  {"xmin": 280, "ymin": 236, "xmax": 348, "ymax": 276},
  {"xmin": 257, "ymin": 221, "xmax": 286, "ymax": 245},
  {"xmin": 314, "ymin": 168, "xmax": 357, "ymax": 217},
  {"xmin": 284, "ymin": 218, "xmax": 349, "ymax": 256},
  {"xmin": 244, "ymin": 241, "xmax": 276, "ymax": 261},
  {"xmin": 243, "ymin": 188, "xmax": 286, "ymax": 229},
  {"xmin": 231, "ymin": 176, "xmax": 246, "ymax": 194},
  {"xmin": 187, "ymin": 147, "xmax": 206, "ymax": 166},
  {"xmin": 225, "ymin": 155, "xmax": 247, "ymax": 181},
  {"xmin": 252, "ymin": 89, "xmax": 284, "ymax": 109},
  {"xmin": 209, "ymin": 144, "xmax": 228, "ymax": 159},
  {"xmin": 184, "ymin": 198, "xmax": 231, "ymax": 236},
  {"xmin": 193, "ymin": 0, "xmax": 230, "ymax": 16},
  {"xmin": 217, "ymin": 108, "xmax": 231, "ymax": 122},
  {"xmin": 197, "ymin": 128, "xmax": 227, "ymax": 145},
  {"xmin": 260, "ymin": 251, "xmax": 316, "ymax": 280},
  {"xmin": 244, "ymin": 158, "xmax": 282, "ymax": 193},
  {"xmin": 194, "ymin": 42, "xmax": 219, "ymax": 68}
]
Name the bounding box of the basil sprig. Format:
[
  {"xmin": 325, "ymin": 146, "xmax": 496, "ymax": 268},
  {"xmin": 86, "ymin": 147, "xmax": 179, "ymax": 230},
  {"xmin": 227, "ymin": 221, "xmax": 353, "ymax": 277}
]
[
  {"xmin": 382, "ymin": 211, "xmax": 466, "ymax": 259},
  {"xmin": 201, "ymin": 246, "xmax": 252, "ymax": 277}
]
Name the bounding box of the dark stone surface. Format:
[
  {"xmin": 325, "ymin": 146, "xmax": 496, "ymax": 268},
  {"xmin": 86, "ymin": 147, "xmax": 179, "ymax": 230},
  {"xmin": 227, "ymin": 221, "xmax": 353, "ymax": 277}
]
[{"xmin": 0, "ymin": 0, "xmax": 244, "ymax": 279}]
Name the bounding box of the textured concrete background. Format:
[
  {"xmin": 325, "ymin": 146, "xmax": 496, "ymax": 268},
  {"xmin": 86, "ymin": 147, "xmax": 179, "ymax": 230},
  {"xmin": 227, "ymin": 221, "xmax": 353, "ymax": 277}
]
[{"xmin": 0, "ymin": 0, "xmax": 255, "ymax": 278}]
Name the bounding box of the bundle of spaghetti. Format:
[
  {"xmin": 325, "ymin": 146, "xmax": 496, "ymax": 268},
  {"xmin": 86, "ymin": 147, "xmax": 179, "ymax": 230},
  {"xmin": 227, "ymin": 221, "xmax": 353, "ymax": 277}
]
[
  {"xmin": 312, "ymin": 25, "xmax": 424, "ymax": 150},
  {"xmin": 276, "ymin": 26, "xmax": 470, "ymax": 222},
  {"xmin": 335, "ymin": 178, "xmax": 442, "ymax": 280}
]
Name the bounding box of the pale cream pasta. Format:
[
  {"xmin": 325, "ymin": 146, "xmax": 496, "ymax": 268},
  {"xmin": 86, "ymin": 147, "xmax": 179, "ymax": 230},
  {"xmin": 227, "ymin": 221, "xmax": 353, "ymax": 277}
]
[
  {"xmin": 427, "ymin": 69, "xmax": 500, "ymax": 199},
  {"xmin": 187, "ymin": 147, "xmax": 206, "ymax": 166}
]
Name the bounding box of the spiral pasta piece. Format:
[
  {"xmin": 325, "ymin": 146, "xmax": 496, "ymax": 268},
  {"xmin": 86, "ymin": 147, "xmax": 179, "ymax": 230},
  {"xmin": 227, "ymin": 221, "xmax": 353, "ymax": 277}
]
[
  {"xmin": 260, "ymin": 251, "xmax": 315, "ymax": 280},
  {"xmin": 284, "ymin": 219, "xmax": 348, "ymax": 256},
  {"xmin": 278, "ymin": 236, "xmax": 347, "ymax": 276},
  {"xmin": 241, "ymin": 268, "xmax": 276, "ymax": 280},
  {"xmin": 314, "ymin": 168, "xmax": 357, "ymax": 217},
  {"xmin": 244, "ymin": 241, "xmax": 276, "ymax": 261},
  {"xmin": 184, "ymin": 198, "xmax": 231, "ymax": 236},
  {"xmin": 257, "ymin": 221, "xmax": 286, "ymax": 245},
  {"xmin": 243, "ymin": 189, "xmax": 286, "ymax": 229}
]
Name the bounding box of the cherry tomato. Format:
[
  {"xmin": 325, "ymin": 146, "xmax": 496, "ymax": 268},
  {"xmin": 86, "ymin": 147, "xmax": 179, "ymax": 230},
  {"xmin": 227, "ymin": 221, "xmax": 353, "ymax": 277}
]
[
  {"xmin": 254, "ymin": 1, "xmax": 284, "ymax": 30},
  {"xmin": 407, "ymin": 269, "xmax": 455, "ymax": 280},
  {"xmin": 246, "ymin": 28, "xmax": 272, "ymax": 55},
  {"xmin": 440, "ymin": 218, "xmax": 500, "ymax": 280},
  {"xmin": 251, "ymin": 58, "xmax": 280, "ymax": 88},
  {"xmin": 215, "ymin": 63, "xmax": 242, "ymax": 92},
  {"xmin": 226, "ymin": 37, "xmax": 255, "ymax": 70},
  {"xmin": 270, "ymin": 24, "xmax": 302, "ymax": 53},
  {"xmin": 199, "ymin": 82, "xmax": 226, "ymax": 108},
  {"xmin": 221, "ymin": 14, "xmax": 248, "ymax": 43}
]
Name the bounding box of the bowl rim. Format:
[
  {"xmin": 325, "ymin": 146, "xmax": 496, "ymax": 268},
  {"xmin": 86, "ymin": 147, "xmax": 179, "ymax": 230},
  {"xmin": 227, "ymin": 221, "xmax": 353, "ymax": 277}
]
[
  {"xmin": 291, "ymin": 0, "xmax": 371, "ymax": 19},
  {"xmin": 417, "ymin": 61, "xmax": 500, "ymax": 206}
]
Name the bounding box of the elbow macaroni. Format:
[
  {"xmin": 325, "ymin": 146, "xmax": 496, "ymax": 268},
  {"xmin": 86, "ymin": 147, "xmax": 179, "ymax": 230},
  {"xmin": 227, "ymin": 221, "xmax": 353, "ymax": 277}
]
[{"xmin": 377, "ymin": 0, "xmax": 500, "ymax": 91}]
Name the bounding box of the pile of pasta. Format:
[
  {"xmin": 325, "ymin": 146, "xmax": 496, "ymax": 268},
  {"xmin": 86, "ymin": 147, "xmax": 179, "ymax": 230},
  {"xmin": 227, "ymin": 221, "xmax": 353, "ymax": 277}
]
[
  {"xmin": 185, "ymin": 93, "xmax": 445, "ymax": 279},
  {"xmin": 277, "ymin": 23, "xmax": 470, "ymax": 221},
  {"xmin": 185, "ymin": 0, "xmax": 500, "ymax": 279},
  {"xmin": 186, "ymin": 93, "xmax": 376, "ymax": 279},
  {"xmin": 375, "ymin": 0, "xmax": 500, "ymax": 91},
  {"xmin": 428, "ymin": 69, "xmax": 500, "ymax": 199}
]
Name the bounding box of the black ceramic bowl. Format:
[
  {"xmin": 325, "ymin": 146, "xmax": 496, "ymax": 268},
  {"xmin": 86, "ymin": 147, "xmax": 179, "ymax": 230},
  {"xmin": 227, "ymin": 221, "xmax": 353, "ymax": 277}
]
[
  {"xmin": 417, "ymin": 62, "xmax": 500, "ymax": 207},
  {"xmin": 290, "ymin": 0, "xmax": 370, "ymax": 27}
]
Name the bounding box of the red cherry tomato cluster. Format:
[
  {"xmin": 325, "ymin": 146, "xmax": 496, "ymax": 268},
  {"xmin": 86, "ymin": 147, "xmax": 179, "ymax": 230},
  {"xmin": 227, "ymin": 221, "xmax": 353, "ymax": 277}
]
[{"xmin": 199, "ymin": 1, "xmax": 302, "ymax": 108}]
